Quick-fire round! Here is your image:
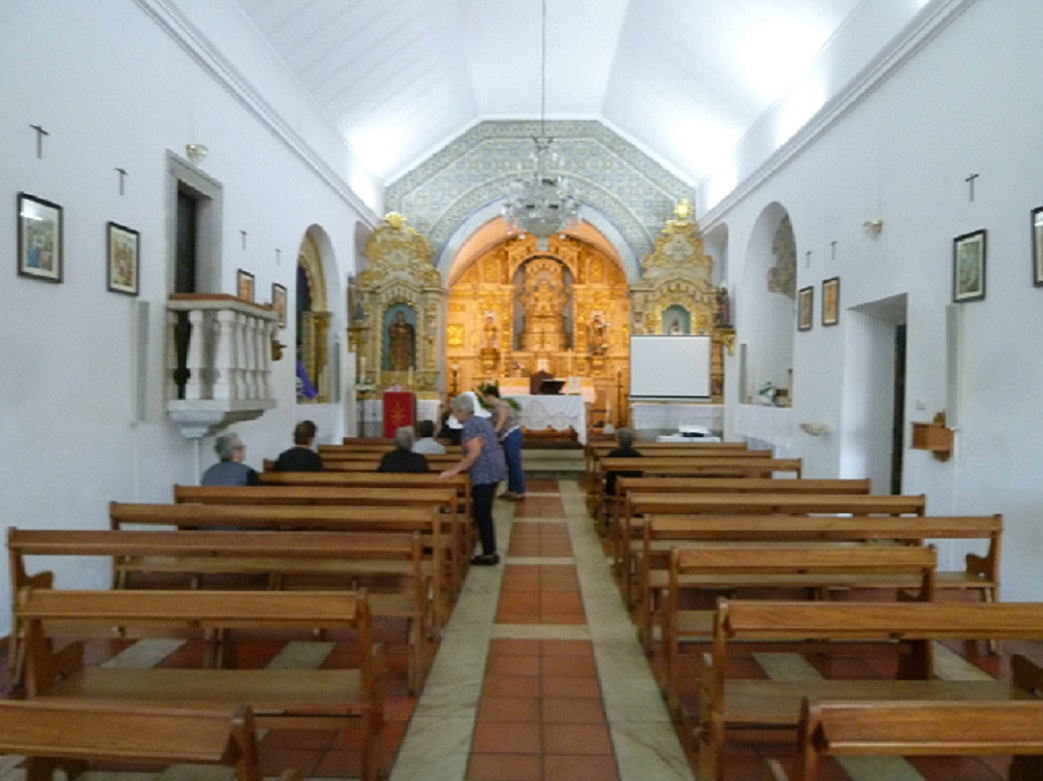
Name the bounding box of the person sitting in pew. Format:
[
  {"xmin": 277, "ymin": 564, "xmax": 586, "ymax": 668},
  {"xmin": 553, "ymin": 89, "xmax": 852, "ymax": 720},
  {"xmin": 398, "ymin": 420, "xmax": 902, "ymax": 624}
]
[
  {"xmin": 201, "ymin": 432, "xmax": 260, "ymax": 486},
  {"xmin": 605, "ymin": 427, "xmax": 643, "ymax": 497},
  {"xmin": 378, "ymin": 427, "xmax": 431, "ymax": 473},
  {"xmin": 413, "ymin": 419, "xmax": 446, "ymax": 455},
  {"xmin": 273, "ymin": 420, "xmax": 325, "ymax": 472}
]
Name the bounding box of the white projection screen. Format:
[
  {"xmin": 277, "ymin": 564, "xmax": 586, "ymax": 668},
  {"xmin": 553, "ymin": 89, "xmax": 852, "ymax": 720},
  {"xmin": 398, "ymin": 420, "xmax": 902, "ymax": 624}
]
[{"xmin": 629, "ymin": 335, "xmax": 712, "ymax": 400}]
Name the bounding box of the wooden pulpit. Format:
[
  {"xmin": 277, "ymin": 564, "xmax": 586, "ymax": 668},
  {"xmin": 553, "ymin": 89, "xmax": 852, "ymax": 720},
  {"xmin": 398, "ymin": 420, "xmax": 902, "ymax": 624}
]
[{"xmin": 383, "ymin": 391, "xmax": 415, "ymax": 437}]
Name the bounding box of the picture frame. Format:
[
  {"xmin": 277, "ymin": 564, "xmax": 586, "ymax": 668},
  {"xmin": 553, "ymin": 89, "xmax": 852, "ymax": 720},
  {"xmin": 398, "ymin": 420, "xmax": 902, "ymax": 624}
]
[
  {"xmin": 822, "ymin": 276, "xmax": 840, "ymax": 326},
  {"xmin": 271, "ymin": 282, "xmax": 287, "ymax": 328},
  {"xmin": 797, "ymin": 286, "xmax": 813, "ymax": 331},
  {"xmin": 1032, "ymin": 206, "xmax": 1043, "ymax": 287},
  {"xmin": 17, "ymin": 192, "xmax": 63, "ymax": 283},
  {"xmin": 953, "ymin": 229, "xmax": 986, "ymax": 302},
  {"xmin": 237, "ymin": 269, "xmax": 255, "ymax": 302},
  {"xmin": 106, "ymin": 222, "xmax": 140, "ymax": 295}
]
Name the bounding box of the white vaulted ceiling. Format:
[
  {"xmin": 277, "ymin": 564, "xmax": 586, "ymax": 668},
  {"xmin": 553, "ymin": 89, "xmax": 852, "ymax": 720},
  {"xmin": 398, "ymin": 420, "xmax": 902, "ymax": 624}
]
[{"xmin": 233, "ymin": 0, "xmax": 917, "ymax": 187}]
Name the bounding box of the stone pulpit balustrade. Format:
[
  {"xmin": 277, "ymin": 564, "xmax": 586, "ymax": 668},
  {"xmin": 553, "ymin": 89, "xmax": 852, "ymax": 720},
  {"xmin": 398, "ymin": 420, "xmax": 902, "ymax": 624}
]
[{"xmin": 165, "ymin": 294, "xmax": 278, "ymax": 438}]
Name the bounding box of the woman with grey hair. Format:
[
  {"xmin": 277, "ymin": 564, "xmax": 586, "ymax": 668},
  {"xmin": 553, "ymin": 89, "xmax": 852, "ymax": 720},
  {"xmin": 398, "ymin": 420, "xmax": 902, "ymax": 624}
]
[
  {"xmin": 377, "ymin": 426, "xmax": 430, "ymax": 473},
  {"xmin": 440, "ymin": 392, "xmax": 507, "ymax": 565},
  {"xmin": 201, "ymin": 431, "xmax": 260, "ymax": 486}
]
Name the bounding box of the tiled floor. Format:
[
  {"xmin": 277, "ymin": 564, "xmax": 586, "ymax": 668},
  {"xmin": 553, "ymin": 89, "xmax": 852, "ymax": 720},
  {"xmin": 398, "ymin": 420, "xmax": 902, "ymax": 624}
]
[{"xmin": 3, "ymin": 478, "xmax": 1041, "ymax": 780}]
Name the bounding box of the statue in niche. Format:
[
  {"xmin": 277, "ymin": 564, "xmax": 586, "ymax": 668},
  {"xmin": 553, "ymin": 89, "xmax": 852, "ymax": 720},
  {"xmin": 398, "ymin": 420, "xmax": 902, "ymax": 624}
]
[
  {"xmin": 715, "ymin": 285, "xmax": 732, "ymax": 327},
  {"xmin": 387, "ymin": 310, "xmax": 415, "ymax": 371},
  {"xmin": 525, "ymin": 278, "xmax": 567, "ymax": 353},
  {"xmin": 483, "ymin": 315, "xmax": 498, "ymax": 350},
  {"xmin": 588, "ymin": 313, "xmax": 608, "ymax": 355}
]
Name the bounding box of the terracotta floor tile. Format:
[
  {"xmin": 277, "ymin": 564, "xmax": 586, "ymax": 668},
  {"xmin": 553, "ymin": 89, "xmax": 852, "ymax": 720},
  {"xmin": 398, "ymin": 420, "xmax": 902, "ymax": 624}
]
[
  {"xmin": 472, "ymin": 722, "xmax": 542, "ymax": 754},
  {"xmin": 539, "ymin": 612, "xmax": 585, "ymax": 625},
  {"xmin": 483, "ymin": 674, "xmax": 543, "ymax": 698},
  {"xmin": 542, "ymin": 697, "xmax": 608, "ymax": 724},
  {"xmin": 467, "ymin": 753, "xmax": 543, "ymax": 781},
  {"xmin": 541, "ymin": 675, "xmax": 603, "ymax": 698},
  {"xmin": 487, "ymin": 653, "xmax": 541, "ymax": 676},
  {"xmin": 478, "ymin": 695, "xmax": 541, "ymax": 723},
  {"xmin": 542, "ymin": 639, "xmax": 594, "ymax": 656},
  {"xmin": 543, "ymin": 753, "xmax": 619, "ymax": 781},
  {"xmin": 543, "ymin": 723, "xmax": 613, "ymax": 755},
  {"xmin": 542, "ymin": 654, "xmax": 598, "ymax": 677},
  {"xmin": 491, "ymin": 638, "xmax": 543, "ymax": 656}
]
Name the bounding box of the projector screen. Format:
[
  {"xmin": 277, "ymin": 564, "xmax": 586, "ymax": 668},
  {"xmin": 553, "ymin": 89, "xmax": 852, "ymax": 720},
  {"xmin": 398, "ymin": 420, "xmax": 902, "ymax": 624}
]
[{"xmin": 629, "ymin": 335, "xmax": 712, "ymax": 400}]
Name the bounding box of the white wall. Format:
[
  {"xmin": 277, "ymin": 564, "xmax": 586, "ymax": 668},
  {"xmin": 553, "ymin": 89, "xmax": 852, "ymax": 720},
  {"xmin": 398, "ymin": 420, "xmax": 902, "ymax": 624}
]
[
  {"xmin": 711, "ymin": 0, "xmax": 1043, "ymax": 599},
  {"xmin": 0, "ymin": 0, "xmax": 377, "ymax": 633}
]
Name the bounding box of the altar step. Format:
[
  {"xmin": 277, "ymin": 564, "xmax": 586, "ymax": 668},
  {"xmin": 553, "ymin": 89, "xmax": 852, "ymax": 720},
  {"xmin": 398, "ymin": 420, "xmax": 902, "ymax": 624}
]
[{"xmin": 522, "ymin": 447, "xmax": 584, "ymax": 480}]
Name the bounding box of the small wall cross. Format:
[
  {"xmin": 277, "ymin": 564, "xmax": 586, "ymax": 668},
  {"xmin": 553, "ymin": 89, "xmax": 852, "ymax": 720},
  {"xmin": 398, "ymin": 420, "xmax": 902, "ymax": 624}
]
[
  {"xmin": 116, "ymin": 167, "xmax": 128, "ymax": 195},
  {"xmin": 30, "ymin": 124, "xmax": 49, "ymax": 158},
  {"xmin": 965, "ymin": 172, "xmax": 980, "ymax": 201}
]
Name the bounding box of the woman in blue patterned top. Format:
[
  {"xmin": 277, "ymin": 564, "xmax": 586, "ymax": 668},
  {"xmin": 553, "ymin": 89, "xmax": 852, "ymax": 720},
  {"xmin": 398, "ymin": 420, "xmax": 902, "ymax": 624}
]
[{"xmin": 440, "ymin": 392, "xmax": 507, "ymax": 565}]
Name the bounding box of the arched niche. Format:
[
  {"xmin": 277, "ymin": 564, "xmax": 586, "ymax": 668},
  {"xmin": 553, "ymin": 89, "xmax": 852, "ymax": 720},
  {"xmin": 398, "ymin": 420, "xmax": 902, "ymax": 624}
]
[
  {"xmin": 296, "ymin": 226, "xmax": 338, "ymax": 404},
  {"xmin": 741, "ymin": 203, "xmax": 796, "ymax": 402}
]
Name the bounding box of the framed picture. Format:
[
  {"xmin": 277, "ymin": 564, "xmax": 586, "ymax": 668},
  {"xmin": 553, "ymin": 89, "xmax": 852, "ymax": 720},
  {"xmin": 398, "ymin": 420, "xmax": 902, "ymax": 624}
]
[
  {"xmin": 17, "ymin": 192, "xmax": 63, "ymax": 282},
  {"xmin": 106, "ymin": 222, "xmax": 140, "ymax": 295},
  {"xmin": 1032, "ymin": 206, "xmax": 1043, "ymax": 286},
  {"xmin": 822, "ymin": 276, "xmax": 840, "ymax": 326},
  {"xmin": 271, "ymin": 282, "xmax": 287, "ymax": 328},
  {"xmin": 953, "ymin": 229, "xmax": 986, "ymax": 302},
  {"xmin": 797, "ymin": 286, "xmax": 813, "ymax": 331},
  {"xmin": 237, "ymin": 269, "xmax": 255, "ymax": 302}
]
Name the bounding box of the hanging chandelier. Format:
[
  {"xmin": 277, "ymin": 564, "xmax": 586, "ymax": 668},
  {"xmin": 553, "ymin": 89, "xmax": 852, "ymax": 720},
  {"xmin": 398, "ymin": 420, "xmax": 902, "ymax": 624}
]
[{"xmin": 502, "ymin": 0, "xmax": 579, "ymax": 251}]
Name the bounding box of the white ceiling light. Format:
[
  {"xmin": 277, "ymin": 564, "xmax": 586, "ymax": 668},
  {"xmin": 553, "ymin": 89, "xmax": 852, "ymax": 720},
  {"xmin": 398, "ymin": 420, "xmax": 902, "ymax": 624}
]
[{"xmin": 501, "ymin": 0, "xmax": 579, "ymax": 251}]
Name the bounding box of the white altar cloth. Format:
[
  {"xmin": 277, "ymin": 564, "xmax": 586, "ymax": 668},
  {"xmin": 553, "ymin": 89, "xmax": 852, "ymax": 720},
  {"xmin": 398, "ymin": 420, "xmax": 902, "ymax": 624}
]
[{"xmin": 509, "ymin": 394, "xmax": 587, "ymax": 444}]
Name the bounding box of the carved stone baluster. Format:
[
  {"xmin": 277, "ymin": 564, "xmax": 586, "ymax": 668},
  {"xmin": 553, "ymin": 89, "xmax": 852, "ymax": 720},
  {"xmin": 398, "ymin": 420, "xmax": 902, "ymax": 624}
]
[
  {"xmin": 166, "ymin": 309, "xmax": 180, "ymax": 399},
  {"xmin": 212, "ymin": 308, "xmax": 237, "ymax": 400},
  {"xmin": 259, "ymin": 318, "xmax": 274, "ymax": 400},
  {"xmin": 242, "ymin": 312, "xmax": 257, "ymax": 400},
  {"xmin": 184, "ymin": 309, "xmax": 206, "ymax": 400}
]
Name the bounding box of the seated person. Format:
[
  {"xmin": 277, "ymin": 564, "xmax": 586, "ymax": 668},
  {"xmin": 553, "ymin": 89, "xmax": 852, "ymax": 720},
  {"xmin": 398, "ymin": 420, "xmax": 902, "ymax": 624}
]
[
  {"xmin": 413, "ymin": 419, "xmax": 446, "ymax": 455},
  {"xmin": 437, "ymin": 407, "xmax": 463, "ymax": 447},
  {"xmin": 273, "ymin": 420, "xmax": 324, "ymax": 472},
  {"xmin": 201, "ymin": 432, "xmax": 260, "ymax": 486},
  {"xmin": 378, "ymin": 426, "xmax": 431, "ymax": 473},
  {"xmin": 604, "ymin": 427, "xmax": 643, "ymax": 498}
]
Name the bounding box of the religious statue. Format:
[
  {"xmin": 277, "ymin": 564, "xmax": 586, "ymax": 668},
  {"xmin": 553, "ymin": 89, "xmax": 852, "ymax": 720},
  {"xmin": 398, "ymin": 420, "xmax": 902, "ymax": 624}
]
[
  {"xmin": 387, "ymin": 310, "xmax": 415, "ymax": 371},
  {"xmin": 483, "ymin": 315, "xmax": 498, "ymax": 350},
  {"xmin": 715, "ymin": 285, "xmax": 732, "ymax": 327},
  {"xmin": 524, "ymin": 276, "xmax": 568, "ymax": 353},
  {"xmin": 588, "ymin": 313, "xmax": 608, "ymax": 355}
]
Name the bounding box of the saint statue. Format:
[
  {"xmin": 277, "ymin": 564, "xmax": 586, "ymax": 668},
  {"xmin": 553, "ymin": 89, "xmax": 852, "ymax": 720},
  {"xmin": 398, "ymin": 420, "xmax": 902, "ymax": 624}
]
[
  {"xmin": 483, "ymin": 315, "xmax": 498, "ymax": 350},
  {"xmin": 387, "ymin": 310, "xmax": 415, "ymax": 371},
  {"xmin": 588, "ymin": 313, "xmax": 608, "ymax": 355},
  {"xmin": 715, "ymin": 285, "xmax": 732, "ymax": 327}
]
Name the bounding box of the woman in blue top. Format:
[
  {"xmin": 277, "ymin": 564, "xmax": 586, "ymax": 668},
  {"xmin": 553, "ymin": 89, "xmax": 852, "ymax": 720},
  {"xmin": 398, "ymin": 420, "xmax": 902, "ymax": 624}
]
[{"xmin": 440, "ymin": 392, "xmax": 507, "ymax": 565}]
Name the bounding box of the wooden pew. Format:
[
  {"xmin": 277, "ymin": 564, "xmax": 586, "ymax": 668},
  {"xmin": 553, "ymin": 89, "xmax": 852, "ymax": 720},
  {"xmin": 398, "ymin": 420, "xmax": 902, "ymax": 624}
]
[
  {"xmin": 321, "ymin": 443, "xmax": 461, "ymax": 455},
  {"xmin": 795, "ymin": 695, "xmax": 1043, "ymax": 781},
  {"xmin": 619, "ymin": 492, "xmax": 927, "ymax": 581},
  {"xmin": 0, "ymin": 701, "xmax": 294, "ymax": 781},
  {"xmin": 9, "ymin": 527, "xmax": 432, "ymax": 694},
  {"xmin": 583, "ymin": 439, "xmax": 751, "ymax": 488},
  {"xmin": 112, "ymin": 501, "xmax": 451, "ymax": 631},
  {"xmin": 659, "ymin": 544, "xmax": 937, "ymax": 714},
  {"xmin": 697, "ymin": 599, "xmax": 1043, "ymax": 781},
  {"xmin": 590, "ymin": 453, "xmax": 790, "ymax": 514},
  {"xmin": 173, "ymin": 483, "xmax": 468, "ymax": 598},
  {"xmin": 321, "ymin": 454, "xmax": 461, "ymax": 471},
  {"xmin": 19, "ymin": 587, "xmax": 386, "ymax": 781}
]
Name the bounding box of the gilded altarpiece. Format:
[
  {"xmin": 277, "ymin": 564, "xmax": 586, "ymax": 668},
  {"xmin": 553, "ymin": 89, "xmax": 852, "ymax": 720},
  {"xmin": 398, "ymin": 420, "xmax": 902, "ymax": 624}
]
[
  {"xmin": 355, "ymin": 214, "xmax": 445, "ymax": 396},
  {"xmin": 628, "ymin": 201, "xmax": 733, "ymax": 402},
  {"xmin": 446, "ymin": 235, "xmax": 630, "ymax": 418}
]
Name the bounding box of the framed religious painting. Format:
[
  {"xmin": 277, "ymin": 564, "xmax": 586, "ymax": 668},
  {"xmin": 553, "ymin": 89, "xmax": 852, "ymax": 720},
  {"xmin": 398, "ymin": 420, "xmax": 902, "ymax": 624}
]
[
  {"xmin": 821, "ymin": 276, "xmax": 840, "ymax": 326},
  {"xmin": 106, "ymin": 221, "xmax": 140, "ymax": 295},
  {"xmin": 1032, "ymin": 206, "xmax": 1043, "ymax": 286},
  {"xmin": 797, "ymin": 286, "xmax": 813, "ymax": 331},
  {"xmin": 271, "ymin": 282, "xmax": 287, "ymax": 328},
  {"xmin": 953, "ymin": 229, "xmax": 986, "ymax": 302},
  {"xmin": 17, "ymin": 192, "xmax": 63, "ymax": 283},
  {"xmin": 237, "ymin": 269, "xmax": 255, "ymax": 302}
]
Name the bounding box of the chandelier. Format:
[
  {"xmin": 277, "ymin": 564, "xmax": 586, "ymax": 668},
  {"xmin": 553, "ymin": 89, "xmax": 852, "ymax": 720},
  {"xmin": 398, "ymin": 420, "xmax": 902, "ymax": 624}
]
[{"xmin": 502, "ymin": 0, "xmax": 579, "ymax": 251}]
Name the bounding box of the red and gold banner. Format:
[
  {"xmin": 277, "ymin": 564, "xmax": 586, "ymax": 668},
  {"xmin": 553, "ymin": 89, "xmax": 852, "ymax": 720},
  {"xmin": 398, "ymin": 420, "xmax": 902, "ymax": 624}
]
[{"xmin": 383, "ymin": 391, "xmax": 415, "ymax": 437}]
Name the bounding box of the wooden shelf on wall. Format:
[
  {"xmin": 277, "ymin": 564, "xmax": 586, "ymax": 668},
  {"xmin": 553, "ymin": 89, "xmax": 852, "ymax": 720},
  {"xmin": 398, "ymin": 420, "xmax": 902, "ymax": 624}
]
[{"xmin": 911, "ymin": 412, "xmax": 953, "ymax": 462}]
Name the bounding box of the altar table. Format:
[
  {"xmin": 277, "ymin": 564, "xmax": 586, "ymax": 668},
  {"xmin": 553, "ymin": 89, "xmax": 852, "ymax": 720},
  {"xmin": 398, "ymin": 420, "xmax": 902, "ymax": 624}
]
[{"xmin": 509, "ymin": 394, "xmax": 587, "ymax": 444}]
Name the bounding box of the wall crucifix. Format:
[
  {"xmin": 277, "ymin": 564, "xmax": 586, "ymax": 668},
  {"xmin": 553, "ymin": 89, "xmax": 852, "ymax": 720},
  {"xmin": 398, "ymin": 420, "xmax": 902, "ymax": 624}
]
[
  {"xmin": 965, "ymin": 172, "xmax": 980, "ymax": 201},
  {"xmin": 29, "ymin": 124, "xmax": 49, "ymax": 158}
]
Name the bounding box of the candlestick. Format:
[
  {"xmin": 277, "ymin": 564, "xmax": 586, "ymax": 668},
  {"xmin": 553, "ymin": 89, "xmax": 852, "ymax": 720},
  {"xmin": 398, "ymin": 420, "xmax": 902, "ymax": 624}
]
[{"xmin": 360, "ymin": 355, "xmax": 366, "ymax": 380}]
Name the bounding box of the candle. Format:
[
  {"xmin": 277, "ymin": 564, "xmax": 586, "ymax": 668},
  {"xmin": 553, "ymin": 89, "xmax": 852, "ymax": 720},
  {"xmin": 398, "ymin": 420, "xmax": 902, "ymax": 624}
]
[
  {"xmin": 360, "ymin": 355, "xmax": 366, "ymax": 380},
  {"xmin": 408, "ymin": 367, "xmax": 414, "ymax": 388}
]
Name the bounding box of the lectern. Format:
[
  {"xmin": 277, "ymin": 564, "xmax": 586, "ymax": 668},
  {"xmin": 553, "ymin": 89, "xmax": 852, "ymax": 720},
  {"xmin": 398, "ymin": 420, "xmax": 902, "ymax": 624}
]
[{"xmin": 383, "ymin": 391, "xmax": 415, "ymax": 437}]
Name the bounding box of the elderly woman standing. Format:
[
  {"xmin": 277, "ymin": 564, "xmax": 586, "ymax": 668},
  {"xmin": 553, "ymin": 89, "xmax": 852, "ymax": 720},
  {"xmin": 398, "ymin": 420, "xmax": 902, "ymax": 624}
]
[{"xmin": 440, "ymin": 392, "xmax": 507, "ymax": 565}]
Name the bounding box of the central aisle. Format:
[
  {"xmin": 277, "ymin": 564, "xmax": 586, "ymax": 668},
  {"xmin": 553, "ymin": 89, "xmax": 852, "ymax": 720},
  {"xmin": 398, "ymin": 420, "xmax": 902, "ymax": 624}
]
[{"xmin": 390, "ymin": 480, "xmax": 695, "ymax": 781}]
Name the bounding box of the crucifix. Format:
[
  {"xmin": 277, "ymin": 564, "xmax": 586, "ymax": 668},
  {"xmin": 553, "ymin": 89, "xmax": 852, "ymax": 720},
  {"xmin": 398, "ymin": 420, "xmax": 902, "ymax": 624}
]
[
  {"xmin": 275, "ymin": 248, "xmax": 282, "ymax": 266},
  {"xmin": 115, "ymin": 167, "xmax": 128, "ymax": 195},
  {"xmin": 240, "ymin": 230, "xmax": 248, "ymax": 250},
  {"xmin": 805, "ymin": 250, "xmax": 812, "ymax": 268},
  {"xmin": 830, "ymin": 241, "xmax": 838, "ymax": 260},
  {"xmin": 29, "ymin": 124, "xmax": 49, "ymax": 159},
  {"xmin": 965, "ymin": 172, "xmax": 980, "ymax": 201}
]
